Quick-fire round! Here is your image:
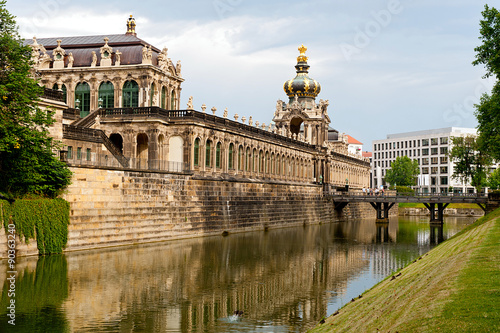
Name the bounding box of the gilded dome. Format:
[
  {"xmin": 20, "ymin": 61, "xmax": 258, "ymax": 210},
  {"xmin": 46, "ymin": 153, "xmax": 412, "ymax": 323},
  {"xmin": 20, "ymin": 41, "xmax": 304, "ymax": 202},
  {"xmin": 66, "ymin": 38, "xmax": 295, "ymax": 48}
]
[{"xmin": 283, "ymin": 45, "xmax": 321, "ymax": 98}]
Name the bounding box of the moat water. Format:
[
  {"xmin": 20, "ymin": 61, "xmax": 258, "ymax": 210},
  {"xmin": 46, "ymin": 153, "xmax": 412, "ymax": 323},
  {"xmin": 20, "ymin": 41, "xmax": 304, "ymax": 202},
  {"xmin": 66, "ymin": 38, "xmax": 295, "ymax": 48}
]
[{"xmin": 0, "ymin": 216, "xmax": 475, "ymax": 333}]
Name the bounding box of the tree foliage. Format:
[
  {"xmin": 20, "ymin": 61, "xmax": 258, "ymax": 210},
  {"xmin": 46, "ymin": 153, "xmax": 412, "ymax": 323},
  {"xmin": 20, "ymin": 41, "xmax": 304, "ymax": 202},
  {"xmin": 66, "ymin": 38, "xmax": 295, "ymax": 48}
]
[
  {"xmin": 384, "ymin": 156, "xmax": 419, "ymax": 187},
  {"xmin": 0, "ymin": 1, "xmax": 71, "ymax": 197},
  {"xmin": 473, "ymin": 5, "xmax": 500, "ymax": 161},
  {"xmin": 448, "ymin": 136, "xmax": 491, "ymax": 193},
  {"xmin": 487, "ymin": 167, "xmax": 500, "ymax": 190}
]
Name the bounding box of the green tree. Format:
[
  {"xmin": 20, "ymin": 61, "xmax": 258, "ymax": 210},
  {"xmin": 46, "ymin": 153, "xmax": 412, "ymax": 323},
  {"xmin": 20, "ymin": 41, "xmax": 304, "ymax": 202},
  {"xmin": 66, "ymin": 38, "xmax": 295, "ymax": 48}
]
[
  {"xmin": 448, "ymin": 136, "xmax": 491, "ymax": 193},
  {"xmin": 473, "ymin": 5, "xmax": 500, "ymax": 161},
  {"xmin": 487, "ymin": 167, "xmax": 500, "ymax": 190},
  {"xmin": 0, "ymin": 0, "xmax": 71, "ymax": 197},
  {"xmin": 384, "ymin": 156, "xmax": 419, "ymax": 187}
]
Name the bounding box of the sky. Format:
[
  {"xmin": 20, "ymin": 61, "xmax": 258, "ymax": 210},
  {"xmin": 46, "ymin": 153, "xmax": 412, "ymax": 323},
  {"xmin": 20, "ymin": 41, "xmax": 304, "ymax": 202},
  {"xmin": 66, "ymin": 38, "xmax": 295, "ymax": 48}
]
[{"xmin": 7, "ymin": 0, "xmax": 495, "ymax": 149}]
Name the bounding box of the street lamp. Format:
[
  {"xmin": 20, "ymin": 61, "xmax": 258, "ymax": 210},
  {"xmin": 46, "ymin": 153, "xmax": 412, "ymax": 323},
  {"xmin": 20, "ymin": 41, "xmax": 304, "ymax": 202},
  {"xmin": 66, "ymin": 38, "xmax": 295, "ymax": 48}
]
[
  {"xmin": 98, "ymin": 97, "xmax": 103, "ymax": 108},
  {"xmin": 75, "ymin": 98, "xmax": 80, "ymax": 109}
]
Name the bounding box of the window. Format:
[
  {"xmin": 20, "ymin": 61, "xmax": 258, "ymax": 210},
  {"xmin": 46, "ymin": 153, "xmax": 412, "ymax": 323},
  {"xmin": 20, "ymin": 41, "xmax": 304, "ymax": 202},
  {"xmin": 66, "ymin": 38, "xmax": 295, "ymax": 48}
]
[
  {"xmin": 440, "ymin": 176, "xmax": 448, "ymax": 185},
  {"xmin": 77, "ymin": 147, "xmax": 82, "ymax": 160},
  {"xmin": 170, "ymin": 89, "xmax": 176, "ymax": 109},
  {"xmin": 422, "ymin": 148, "xmax": 429, "ymax": 156},
  {"xmin": 193, "ymin": 138, "xmax": 200, "ymax": 166},
  {"xmin": 228, "ymin": 143, "xmax": 234, "ymax": 169},
  {"xmin": 216, "ymin": 142, "xmax": 221, "ymax": 168},
  {"xmin": 431, "ymin": 138, "xmax": 438, "ymax": 145},
  {"xmin": 431, "ymin": 148, "xmax": 438, "ymax": 155},
  {"xmin": 75, "ymin": 82, "xmax": 90, "ymax": 117},
  {"xmin": 422, "ymin": 158, "xmax": 429, "ymax": 165},
  {"xmin": 98, "ymin": 81, "xmax": 114, "ymax": 108},
  {"xmin": 205, "ymin": 140, "xmax": 212, "ymax": 167},
  {"xmin": 86, "ymin": 148, "xmax": 91, "ymax": 161},
  {"xmin": 405, "ymin": 141, "xmax": 408, "ymax": 148},
  {"xmin": 161, "ymin": 86, "xmax": 166, "ymax": 108},
  {"xmin": 397, "ymin": 142, "xmax": 400, "ymax": 149},
  {"xmin": 440, "ymin": 166, "xmax": 448, "ymax": 173},
  {"xmin": 431, "ymin": 157, "xmax": 438, "ymax": 164},
  {"xmin": 385, "ymin": 143, "xmax": 388, "ymax": 149},
  {"xmin": 150, "ymin": 83, "xmax": 155, "ymax": 106},
  {"xmin": 52, "ymin": 83, "xmax": 67, "ymax": 103},
  {"xmin": 246, "ymin": 148, "xmax": 251, "ymax": 171},
  {"xmin": 67, "ymin": 146, "xmax": 73, "ymax": 159},
  {"xmin": 440, "ymin": 137, "xmax": 448, "ymax": 144},
  {"xmin": 422, "ymin": 139, "xmax": 429, "ymax": 146},
  {"xmin": 440, "ymin": 156, "xmax": 448, "ymax": 164},
  {"xmin": 431, "ymin": 167, "xmax": 438, "ymax": 174},
  {"xmin": 422, "ymin": 167, "xmax": 429, "ymax": 174},
  {"xmin": 440, "ymin": 147, "xmax": 448, "ymax": 155},
  {"xmin": 123, "ymin": 80, "xmax": 139, "ymax": 107}
]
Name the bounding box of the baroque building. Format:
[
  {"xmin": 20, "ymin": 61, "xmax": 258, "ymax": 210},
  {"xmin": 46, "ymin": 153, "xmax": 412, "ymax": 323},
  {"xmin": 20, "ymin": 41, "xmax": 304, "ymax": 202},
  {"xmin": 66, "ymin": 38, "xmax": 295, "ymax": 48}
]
[{"xmin": 28, "ymin": 16, "xmax": 369, "ymax": 190}]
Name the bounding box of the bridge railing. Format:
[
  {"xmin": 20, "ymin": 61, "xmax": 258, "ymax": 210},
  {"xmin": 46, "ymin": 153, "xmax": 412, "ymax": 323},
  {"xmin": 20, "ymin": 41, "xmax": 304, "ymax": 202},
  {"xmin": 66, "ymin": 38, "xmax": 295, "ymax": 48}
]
[{"xmin": 327, "ymin": 191, "xmax": 488, "ymax": 199}]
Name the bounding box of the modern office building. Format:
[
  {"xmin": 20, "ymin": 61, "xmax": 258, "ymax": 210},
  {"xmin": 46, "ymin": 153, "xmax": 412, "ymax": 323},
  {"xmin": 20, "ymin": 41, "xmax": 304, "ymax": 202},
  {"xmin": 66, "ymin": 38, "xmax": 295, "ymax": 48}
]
[{"xmin": 372, "ymin": 127, "xmax": 478, "ymax": 194}]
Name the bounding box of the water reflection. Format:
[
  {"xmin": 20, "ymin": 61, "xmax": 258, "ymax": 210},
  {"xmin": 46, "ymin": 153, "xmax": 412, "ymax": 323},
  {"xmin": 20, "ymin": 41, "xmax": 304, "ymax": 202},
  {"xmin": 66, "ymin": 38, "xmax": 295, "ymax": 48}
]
[{"xmin": 0, "ymin": 216, "xmax": 474, "ymax": 332}]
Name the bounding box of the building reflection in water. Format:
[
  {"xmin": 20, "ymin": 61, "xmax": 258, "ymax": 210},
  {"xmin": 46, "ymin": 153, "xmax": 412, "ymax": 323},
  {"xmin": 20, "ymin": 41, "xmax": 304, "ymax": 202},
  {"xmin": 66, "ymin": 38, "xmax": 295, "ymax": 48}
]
[{"xmin": 0, "ymin": 216, "xmax": 473, "ymax": 332}]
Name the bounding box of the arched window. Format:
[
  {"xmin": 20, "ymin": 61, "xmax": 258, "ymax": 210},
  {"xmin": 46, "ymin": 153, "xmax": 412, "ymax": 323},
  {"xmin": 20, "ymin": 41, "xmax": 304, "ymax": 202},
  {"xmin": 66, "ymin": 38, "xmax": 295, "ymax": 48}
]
[
  {"xmin": 170, "ymin": 89, "xmax": 176, "ymax": 109},
  {"xmin": 265, "ymin": 152, "xmax": 269, "ymax": 174},
  {"xmin": 109, "ymin": 133, "xmax": 123, "ymax": 154},
  {"xmin": 150, "ymin": 83, "xmax": 155, "ymax": 106},
  {"xmin": 161, "ymin": 86, "xmax": 166, "ymax": 108},
  {"xmin": 52, "ymin": 83, "xmax": 67, "ymax": 103},
  {"xmin": 194, "ymin": 138, "xmax": 200, "ymax": 167},
  {"xmin": 123, "ymin": 80, "xmax": 139, "ymax": 108},
  {"xmin": 228, "ymin": 143, "xmax": 234, "ymax": 170},
  {"xmin": 98, "ymin": 81, "xmax": 114, "ymax": 108},
  {"xmin": 238, "ymin": 146, "xmax": 243, "ymax": 171},
  {"xmin": 253, "ymin": 148, "xmax": 257, "ymax": 172},
  {"xmin": 216, "ymin": 142, "xmax": 222, "ymax": 169},
  {"xmin": 75, "ymin": 82, "xmax": 90, "ymax": 117},
  {"xmin": 205, "ymin": 140, "xmax": 212, "ymax": 167},
  {"xmin": 259, "ymin": 150, "xmax": 264, "ymax": 173},
  {"xmin": 246, "ymin": 147, "xmax": 251, "ymax": 171}
]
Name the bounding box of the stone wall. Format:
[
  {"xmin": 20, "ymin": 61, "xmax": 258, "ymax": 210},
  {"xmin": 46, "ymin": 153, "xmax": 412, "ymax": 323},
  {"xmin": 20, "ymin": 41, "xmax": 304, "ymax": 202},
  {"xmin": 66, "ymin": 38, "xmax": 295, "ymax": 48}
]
[
  {"xmin": 0, "ymin": 167, "xmax": 391, "ymax": 258},
  {"xmin": 62, "ymin": 167, "xmax": 382, "ymax": 252}
]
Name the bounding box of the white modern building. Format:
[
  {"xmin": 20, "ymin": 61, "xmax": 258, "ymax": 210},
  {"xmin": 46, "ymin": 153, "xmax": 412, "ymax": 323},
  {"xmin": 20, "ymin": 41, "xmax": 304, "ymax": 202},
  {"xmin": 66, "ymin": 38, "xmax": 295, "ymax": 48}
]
[{"xmin": 372, "ymin": 127, "xmax": 478, "ymax": 194}]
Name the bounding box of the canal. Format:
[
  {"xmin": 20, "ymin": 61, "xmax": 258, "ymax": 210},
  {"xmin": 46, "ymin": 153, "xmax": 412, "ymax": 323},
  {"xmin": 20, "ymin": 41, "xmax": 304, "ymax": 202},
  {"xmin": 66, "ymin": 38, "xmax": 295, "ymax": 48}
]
[{"xmin": 0, "ymin": 216, "xmax": 475, "ymax": 332}]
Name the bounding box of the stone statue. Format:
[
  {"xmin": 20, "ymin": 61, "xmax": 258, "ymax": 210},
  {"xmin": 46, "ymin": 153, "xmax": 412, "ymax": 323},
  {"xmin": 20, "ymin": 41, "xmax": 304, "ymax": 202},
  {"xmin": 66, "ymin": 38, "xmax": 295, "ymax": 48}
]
[
  {"xmin": 241, "ymin": 116, "xmax": 246, "ymax": 124},
  {"xmin": 255, "ymin": 121, "xmax": 259, "ymax": 128},
  {"xmin": 153, "ymin": 93, "xmax": 158, "ymax": 106},
  {"xmin": 158, "ymin": 47, "xmax": 168, "ymax": 70},
  {"xmin": 115, "ymin": 50, "xmax": 121, "ymax": 66},
  {"xmin": 223, "ymin": 108, "xmax": 228, "ymax": 118},
  {"xmin": 147, "ymin": 45, "xmax": 152, "ymax": 60},
  {"xmin": 187, "ymin": 96, "xmax": 194, "ymax": 110},
  {"xmin": 201, "ymin": 103, "xmax": 206, "ymax": 112},
  {"xmin": 67, "ymin": 52, "xmax": 74, "ymax": 68},
  {"xmin": 248, "ymin": 116, "xmax": 253, "ymax": 126},
  {"xmin": 91, "ymin": 51, "xmax": 97, "ymax": 67},
  {"xmin": 142, "ymin": 45, "xmax": 148, "ymax": 60},
  {"xmin": 275, "ymin": 99, "xmax": 283, "ymax": 117},
  {"xmin": 176, "ymin": 60, "xmax": 182, "ymax": 76}
]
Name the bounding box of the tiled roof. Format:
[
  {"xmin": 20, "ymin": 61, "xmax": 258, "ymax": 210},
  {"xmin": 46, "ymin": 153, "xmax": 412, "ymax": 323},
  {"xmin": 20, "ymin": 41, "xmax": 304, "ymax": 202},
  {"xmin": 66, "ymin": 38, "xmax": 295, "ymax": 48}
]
[
  {"xmin": 346, "ymin": 135, "xmax": 363, "ymax": 145},
  {"xmin": 362, "ymin": 151, "xmax": 372, "ymax": 158}
]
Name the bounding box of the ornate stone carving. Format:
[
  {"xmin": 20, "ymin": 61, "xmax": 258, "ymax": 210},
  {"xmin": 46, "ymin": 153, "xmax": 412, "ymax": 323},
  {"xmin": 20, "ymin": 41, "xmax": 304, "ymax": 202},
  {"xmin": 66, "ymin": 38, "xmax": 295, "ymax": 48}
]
[
  {"xmin": 223, "ymin": 108, "xmax": 228, "ymax": 118},
  {"xmin": 255, "ymin": 121, "xmax": 259, "ymax": 128},
  {"xmin": 241, "ymin": 116, "xmax": 246, "ymax": 124},
  {"xmin": 234, "ymin": 114, "xmax": 238, "ymax": 121},
  {"xmin": 100, "ymin": 37, "xmax": 113, "ymax": 66},
  {"xmin": 201, "ymin": 103, "xmax": 206, "ymax": 112},
  {"xmin": 142, "ymin": 45, "xmax": 152, "ymax": 65},
  {"xmin": 248, "ymin": 116, "xmax": 253, "ymax": 126},
  {"xmin": 157, "ymin": 47, "xmax": 168, "ymax": 71},
  {"xmin": 176, "ymin": 60, "xmax": 182, "ymax": 77},
  {"xmin": 211, "ymin": 107, "xmax": 216, "ymax": 115},
  {"xmin": 52, "ymin": 39, "xmax": 65, "ymax": 69}
]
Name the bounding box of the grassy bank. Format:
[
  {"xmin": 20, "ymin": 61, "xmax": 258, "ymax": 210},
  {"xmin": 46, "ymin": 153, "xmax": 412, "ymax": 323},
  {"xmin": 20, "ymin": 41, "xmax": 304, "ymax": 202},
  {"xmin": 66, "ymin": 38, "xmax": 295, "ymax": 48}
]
[
  {"xmin": 308, "ymin": 208, "xmax": 500, "ymax": 332},
  {"xmin": 399, "ymin": 202, "xmax": 482, "ymax": 209}
]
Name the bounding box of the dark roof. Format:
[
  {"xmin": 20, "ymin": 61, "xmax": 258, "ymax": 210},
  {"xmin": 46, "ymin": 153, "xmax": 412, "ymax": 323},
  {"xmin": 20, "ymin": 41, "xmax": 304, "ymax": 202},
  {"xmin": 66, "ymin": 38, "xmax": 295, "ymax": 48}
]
[{"xmin": 25, "ymin": 34, "xmax": 160, "ymax": 52}]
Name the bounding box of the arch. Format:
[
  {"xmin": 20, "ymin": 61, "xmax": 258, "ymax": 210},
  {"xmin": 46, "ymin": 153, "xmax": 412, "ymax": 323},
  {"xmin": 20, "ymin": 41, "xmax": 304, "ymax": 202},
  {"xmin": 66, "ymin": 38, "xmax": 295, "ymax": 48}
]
[
  {"xmin": 75, "ymin": 82, "xmax": 90, "ymax": 117},
  {"xmin": 246, "ymin": 147, "xmax": 251, "ymax": 171},
  {"xmin": 194, "ymin": 138, "xmax": 200, "ymax": 167},
  {"xmin": 109, "ymin": 133, "xmax": 123, "ymax": 154},
  {"xmin": 123, "ymin": 80, "xmax": 139, "ymax": 108},
  {"xmin": 205, "ymin": 139, "xmax": 212, "ymax": 167},
  {"xmin": 98, "ymin": 81, "xmax": 114, "ymax": 108},
  {"xmin": 216, "ymin": 142, "xmax": 222, "ymax": 169},
  {"xmin": 238, "ymin": 145, "xmax": 244, "ymax": 171},
  {"xmin": 228, "ymin": 143, "xmax": 234, "ymax": 170},
  {"xmin": 170, "ymin": 89, "xmax": 176, "ymax": 109},
  {"xmin": 168, "ymin": 136, "xmax": 184, "ymax": 167},
  {"xmin": 259, "ymin": 150, "xmax": 264, "ymax": 173},
  {"xmin": 253, "ymin": 148, "xmax": 257, "ymax": 172},
  {"xmin": 265, "ymin": 151, "xmax": 269, "ymax": 174},
  {"xmin": 290, "ymin": 117, "xmax": 303, "ymax": 136},
  {"xmin": 161, "ymin": 86, "xmax": 166, "ymax": 109},
  {"xmin": 136, "ymin": 133, "xmax": 148, "ymax": 168}
]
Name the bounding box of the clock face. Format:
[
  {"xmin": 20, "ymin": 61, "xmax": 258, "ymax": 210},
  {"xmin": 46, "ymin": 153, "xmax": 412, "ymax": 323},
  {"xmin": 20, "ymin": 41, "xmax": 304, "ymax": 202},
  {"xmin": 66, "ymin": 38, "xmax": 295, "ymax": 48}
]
[
  {"xmin": 56, "ymin": 54, "xmax": 62, "ymax": 59},
  {"xmin": 104, "ymin": 51, "xmax": 109, "ymax": 57}
]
